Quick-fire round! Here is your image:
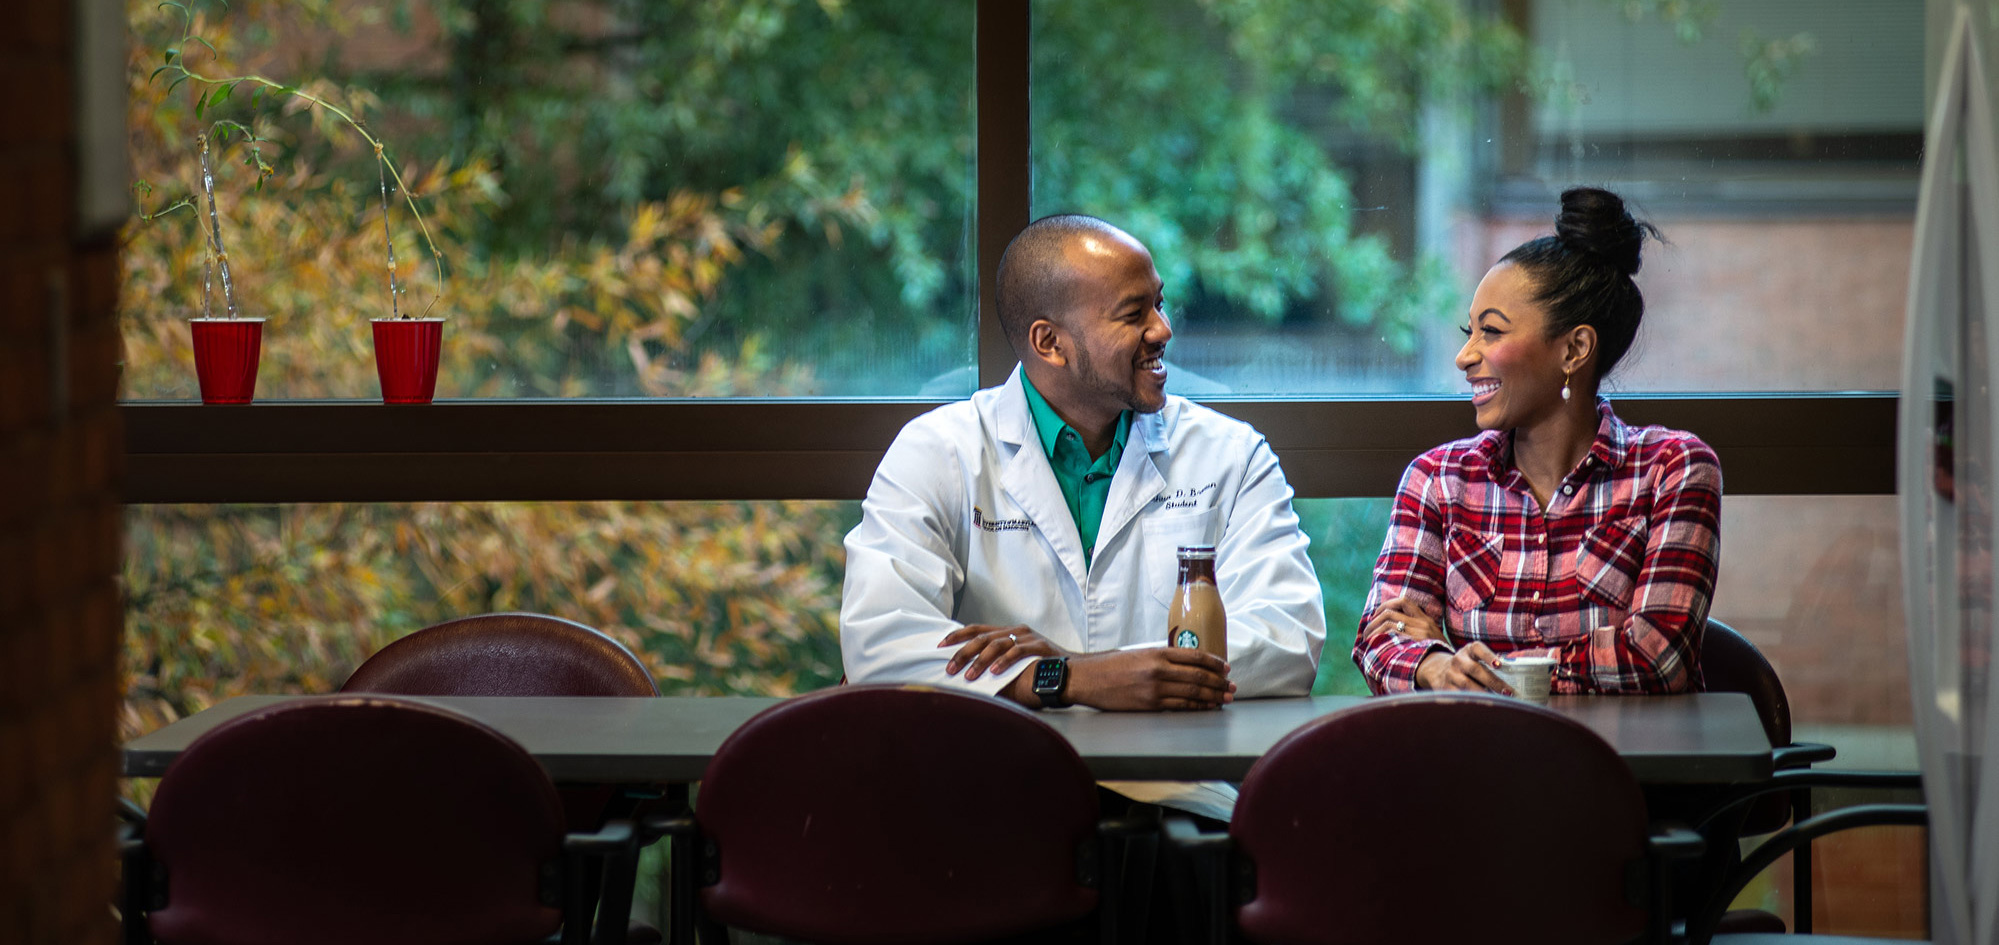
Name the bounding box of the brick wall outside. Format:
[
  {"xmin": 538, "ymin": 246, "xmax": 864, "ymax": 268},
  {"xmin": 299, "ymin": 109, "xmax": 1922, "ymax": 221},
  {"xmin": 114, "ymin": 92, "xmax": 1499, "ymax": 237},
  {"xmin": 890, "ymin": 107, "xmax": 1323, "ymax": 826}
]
[{"xmin": 0, "ymin": 1, "xmax": 127, "ymax": 942}]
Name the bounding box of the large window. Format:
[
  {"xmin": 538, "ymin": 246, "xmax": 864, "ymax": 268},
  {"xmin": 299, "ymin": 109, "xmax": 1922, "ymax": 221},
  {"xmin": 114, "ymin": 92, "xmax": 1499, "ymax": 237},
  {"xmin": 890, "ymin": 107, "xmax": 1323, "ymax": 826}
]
[
  {"xmin": 123, "ymin": 8, "xmax": 1914, "ymax": 739},
  {"xmin": 122, "ymin": 5, "xmax": 1922, "ymax": 930},
  {"xmin": 121, "ymin": 0, "xmax": 1911, "ymax": 711}
]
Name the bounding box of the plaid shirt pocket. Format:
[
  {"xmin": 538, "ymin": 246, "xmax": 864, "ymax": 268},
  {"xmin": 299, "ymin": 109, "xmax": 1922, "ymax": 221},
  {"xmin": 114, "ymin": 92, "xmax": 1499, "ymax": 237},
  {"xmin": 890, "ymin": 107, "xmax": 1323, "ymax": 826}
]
[
  {"xmin": 1444, "ymin": 525, "xmax": 1503, "ymax": 613},
  {"xmin": 1577, "ymin": 514, "xmax": 1649, "ymax": 609}
]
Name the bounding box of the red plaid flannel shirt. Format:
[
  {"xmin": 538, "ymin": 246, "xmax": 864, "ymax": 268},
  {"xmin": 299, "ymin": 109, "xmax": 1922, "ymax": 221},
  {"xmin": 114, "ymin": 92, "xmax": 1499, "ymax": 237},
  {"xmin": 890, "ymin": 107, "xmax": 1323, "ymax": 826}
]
[{"xmin": 1354, "ymin": 401, "xmax": 1721, "ymax": 694}]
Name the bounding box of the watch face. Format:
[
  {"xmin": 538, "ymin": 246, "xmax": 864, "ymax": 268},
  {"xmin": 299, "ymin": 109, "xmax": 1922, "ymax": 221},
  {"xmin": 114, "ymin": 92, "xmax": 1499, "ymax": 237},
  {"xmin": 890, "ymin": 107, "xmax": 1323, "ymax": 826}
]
[{"xmin": 1034, "ymin": 658, "xmax": 1064, "ymax": 690}]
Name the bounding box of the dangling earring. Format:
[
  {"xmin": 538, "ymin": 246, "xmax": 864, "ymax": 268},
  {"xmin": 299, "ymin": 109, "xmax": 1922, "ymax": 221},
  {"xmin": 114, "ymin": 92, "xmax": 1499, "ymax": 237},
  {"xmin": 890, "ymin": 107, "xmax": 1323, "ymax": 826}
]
[{"xmin": 1560, "ymin": 370, "xmax": 1572, "ymax": 402}]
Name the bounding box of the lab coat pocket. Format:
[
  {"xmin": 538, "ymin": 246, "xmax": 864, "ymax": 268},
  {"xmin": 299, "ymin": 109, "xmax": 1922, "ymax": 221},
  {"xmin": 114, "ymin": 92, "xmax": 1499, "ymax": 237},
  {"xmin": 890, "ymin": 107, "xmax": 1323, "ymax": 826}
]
[
  {"xmin": 1143, "ymin": 513, "xmax": 1214, "ymax": 608},
  {"xmin": 1577, "ymin": 514, "xmax": 1649, "ymax": 609},
  {"xmin": 1444, "ymin": 525, "xmax": 1503, "ymax": 613}
]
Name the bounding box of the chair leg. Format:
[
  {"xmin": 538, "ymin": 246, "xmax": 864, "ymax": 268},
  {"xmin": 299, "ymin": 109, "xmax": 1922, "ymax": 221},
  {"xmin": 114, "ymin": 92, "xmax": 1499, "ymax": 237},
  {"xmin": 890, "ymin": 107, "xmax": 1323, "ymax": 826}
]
[
  {"xmin": 652, "ymin": 817, "xmax": 700, "ymax": 945},
  {"xmin": 594, "ymin": 843, "xmax": 640, "ymax": 945},
  {"xmin": 1196, "ymin": 846, "xmax": 1229, "ymax": 945},
  {"xmin": 1791, "ymin": 786, "xmax": 1813, "ymax": 934},
  {"xmin": 1097, "ymin": 833, "xmax": 1120, "ymax": 945},
  {"xmin": 119, "ymin": 834, "xmax": 155, "ymax": 945}
]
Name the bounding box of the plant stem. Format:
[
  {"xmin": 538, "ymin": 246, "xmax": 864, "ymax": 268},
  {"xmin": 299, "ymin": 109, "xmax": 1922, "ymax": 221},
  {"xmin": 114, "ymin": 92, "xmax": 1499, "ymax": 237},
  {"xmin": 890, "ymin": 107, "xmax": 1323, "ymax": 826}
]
[
  {"xmin": 377, "ymin": 143, "xmax": 402, "ymax": 319},
  {"xmin": 223, "ymin": 74, "xmax": 446, "ymax": 313},
  {"xmin": 163, "ymin": 18, "xmax": 447, "ymax": 315},
  {"xmin": 197, "ymin": 135, "xmax": 238, "ymax": 320}
]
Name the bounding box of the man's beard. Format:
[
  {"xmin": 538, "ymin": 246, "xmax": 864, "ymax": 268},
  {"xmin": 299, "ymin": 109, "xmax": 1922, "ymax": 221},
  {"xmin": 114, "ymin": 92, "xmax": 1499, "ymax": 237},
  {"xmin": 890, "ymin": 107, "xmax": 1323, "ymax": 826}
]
[{"xmin": 1072, "ymin": 341, "xmax": 1164, "ymax": 415}]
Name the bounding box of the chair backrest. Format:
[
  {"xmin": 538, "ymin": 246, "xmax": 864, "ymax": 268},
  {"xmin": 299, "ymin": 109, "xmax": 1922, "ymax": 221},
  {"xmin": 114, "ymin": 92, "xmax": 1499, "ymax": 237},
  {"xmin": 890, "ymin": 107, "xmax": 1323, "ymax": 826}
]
[
  {"xmin": 695, "ymin": 685, "xmax": 1101, "ymax": 945},
  {"xmin": 1232, "ymin": 693, "xmax": 1650, "ymax": 945},
  {"xmin": 341, "ymin": 612, "xmax": 659, "ymax": 697},
  {"xmin": 1697, "ymin": 617, "xmax": 1798, "ymax": 837},
  {"xmin": 1698, "ymin": 617, "xmax": 1791, "ymax": 749},
  {"xmin": 144, "ymin": 697, "xmax": 568, "ymax": 945}
]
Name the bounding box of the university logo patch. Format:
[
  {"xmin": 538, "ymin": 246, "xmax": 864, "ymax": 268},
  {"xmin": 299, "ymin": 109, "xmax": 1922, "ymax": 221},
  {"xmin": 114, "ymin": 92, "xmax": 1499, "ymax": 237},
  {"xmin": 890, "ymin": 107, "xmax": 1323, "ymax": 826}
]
[{"xmin": 972, "ymin": 507, "xmax": 1032, "ymax": 532}]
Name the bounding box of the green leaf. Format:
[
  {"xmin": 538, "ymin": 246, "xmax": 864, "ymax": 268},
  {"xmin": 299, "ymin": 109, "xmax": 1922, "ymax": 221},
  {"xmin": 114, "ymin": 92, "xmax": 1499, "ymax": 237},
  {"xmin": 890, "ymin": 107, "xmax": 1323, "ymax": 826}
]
[
  {"xmin": 163, "ymin": 47, "xmax": 178, "ymax": 63},
  {"xmin": 190, "ymin": 36, "xmax": 219, "ymax": 59}
]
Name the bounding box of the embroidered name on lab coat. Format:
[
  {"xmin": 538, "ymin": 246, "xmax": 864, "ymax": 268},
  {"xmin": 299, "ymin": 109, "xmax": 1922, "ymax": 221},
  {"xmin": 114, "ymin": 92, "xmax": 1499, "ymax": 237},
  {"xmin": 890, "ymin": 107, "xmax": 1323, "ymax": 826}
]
[
  {"xmin": 1161, "ymin": 482, "xmax": 1219, "ymax": 511},
  {"xmin": 972, "ymin": 507, "xmax": 1033, "ymax": 532}
]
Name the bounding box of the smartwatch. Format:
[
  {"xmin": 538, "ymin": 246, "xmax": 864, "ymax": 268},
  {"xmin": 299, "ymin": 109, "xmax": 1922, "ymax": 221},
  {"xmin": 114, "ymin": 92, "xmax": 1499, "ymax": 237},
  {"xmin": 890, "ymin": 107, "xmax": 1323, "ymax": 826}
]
[{"xmin": 1031, "ymin": 657, "xmax": 1070, "ymax": 709}]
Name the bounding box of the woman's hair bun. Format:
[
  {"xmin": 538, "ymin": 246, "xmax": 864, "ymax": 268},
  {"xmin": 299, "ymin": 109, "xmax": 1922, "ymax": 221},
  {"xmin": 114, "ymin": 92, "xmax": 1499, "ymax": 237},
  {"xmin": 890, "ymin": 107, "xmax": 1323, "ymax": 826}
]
[{"xmin": 1553, "ymin": 187, "xmax": 1653, "ymax": 277}]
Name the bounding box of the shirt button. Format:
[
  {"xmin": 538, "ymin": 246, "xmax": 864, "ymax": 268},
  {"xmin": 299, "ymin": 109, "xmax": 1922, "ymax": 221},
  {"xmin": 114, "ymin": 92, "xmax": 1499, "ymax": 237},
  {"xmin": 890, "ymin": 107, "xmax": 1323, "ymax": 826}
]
[
  {"xmin": 1561, "ymin": 484, "xmax": 1575, "ymax": 495},
  {"xmin": 1530, "ymin": 591, "xmax": 1541, "ymax": 603},
  {"xmin": 1534, "ymin": 534, "xmax": 1544, "ymax": 544}
]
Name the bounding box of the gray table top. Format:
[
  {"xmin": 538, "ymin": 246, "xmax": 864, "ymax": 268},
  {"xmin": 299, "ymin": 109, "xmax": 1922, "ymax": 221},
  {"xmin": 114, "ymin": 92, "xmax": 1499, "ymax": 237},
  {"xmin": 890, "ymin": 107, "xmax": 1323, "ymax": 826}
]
[{"xmin": 122, "ymin": 691, "xmax": 1773, "ymax": 785}]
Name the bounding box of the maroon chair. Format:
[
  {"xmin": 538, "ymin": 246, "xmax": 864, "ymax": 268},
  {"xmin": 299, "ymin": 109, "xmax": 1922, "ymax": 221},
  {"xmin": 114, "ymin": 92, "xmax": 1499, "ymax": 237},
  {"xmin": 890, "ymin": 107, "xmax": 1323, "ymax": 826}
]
[
  {"xmin": 341, "ymin": 613, "xmax": 661, "ymax": 828},
  {"xmin": 672, "ymin": 685, "xmax": 1117, "ymax": 944},
  {"xmin": 119, "ymin": 696, "xmax": 631, "ymax": 945},
  {"xmin": 341, "ymin": 612, "xmax": 660, "ymax": 700},
  {"xmin": 1170, "ymin": 693, "xmax": 1701, "ymax": 945},
  {"xmin": 1698, "ymin": 618, "xmax": 1839, "ymax": 934},
  {"xmin": 340, "ymin": 613, "xmax": 664, "ymax": 943},
  {"xmin": 1702, "ymin": 619, "xmax": 1840, "ymax": 811}
]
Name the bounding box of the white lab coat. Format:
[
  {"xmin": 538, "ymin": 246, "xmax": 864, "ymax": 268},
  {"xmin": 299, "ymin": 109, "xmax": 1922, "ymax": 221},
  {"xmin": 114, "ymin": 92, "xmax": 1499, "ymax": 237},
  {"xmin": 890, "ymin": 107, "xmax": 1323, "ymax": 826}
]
[{"xmin": 841, "ymin": 366, "xmax": 1325, "ymax": 701}]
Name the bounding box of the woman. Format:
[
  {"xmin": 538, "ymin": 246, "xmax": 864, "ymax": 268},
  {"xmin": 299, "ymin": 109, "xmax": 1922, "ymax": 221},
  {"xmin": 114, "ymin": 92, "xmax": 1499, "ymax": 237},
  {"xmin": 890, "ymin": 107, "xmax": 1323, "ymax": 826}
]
[{"xmin": 1354, "ymin": 187, "xmax": 1721, "ymax": 695}]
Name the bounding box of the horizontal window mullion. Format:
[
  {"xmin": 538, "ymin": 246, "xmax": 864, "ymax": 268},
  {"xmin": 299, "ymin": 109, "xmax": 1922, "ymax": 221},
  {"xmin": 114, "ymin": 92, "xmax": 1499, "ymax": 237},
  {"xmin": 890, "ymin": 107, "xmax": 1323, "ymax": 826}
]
[{"xmin": 120, "ymin": 394, "xmax": 1896, "ymax": 502}]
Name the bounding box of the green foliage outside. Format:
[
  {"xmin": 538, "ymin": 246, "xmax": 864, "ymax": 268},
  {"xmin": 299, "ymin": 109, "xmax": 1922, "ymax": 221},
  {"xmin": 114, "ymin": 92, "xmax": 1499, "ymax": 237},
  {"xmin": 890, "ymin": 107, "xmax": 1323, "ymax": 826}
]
[
  {"xmin": 1031, "ymin": 0, "xmax": 1520, "ymax": 352},
  {"xmin": 1299, "ymin": 498, "xmax": 1393, "ymax": 696},
  {"xmin": 120, "ymin": 0, "xmax": 1807, "ymax": 746}
]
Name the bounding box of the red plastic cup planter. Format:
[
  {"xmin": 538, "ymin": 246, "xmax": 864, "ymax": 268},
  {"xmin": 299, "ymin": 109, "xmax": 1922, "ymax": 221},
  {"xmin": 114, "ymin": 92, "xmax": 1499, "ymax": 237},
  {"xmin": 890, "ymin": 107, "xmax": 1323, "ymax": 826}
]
[
  {"xmin": 371, "ymin": 318, "xmax": 444, "ymax": 404},
  {"xmin": 188, "ymin": 318, "xmax": 264, "ymax": 405}
]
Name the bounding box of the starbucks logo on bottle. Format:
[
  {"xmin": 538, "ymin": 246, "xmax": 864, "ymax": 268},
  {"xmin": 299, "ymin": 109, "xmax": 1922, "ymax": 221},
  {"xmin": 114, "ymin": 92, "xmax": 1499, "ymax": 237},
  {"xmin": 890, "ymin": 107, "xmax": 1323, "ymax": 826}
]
[{"xmin": 1173, "ymin": 629, "xmax": 1199, "ymax": 648}]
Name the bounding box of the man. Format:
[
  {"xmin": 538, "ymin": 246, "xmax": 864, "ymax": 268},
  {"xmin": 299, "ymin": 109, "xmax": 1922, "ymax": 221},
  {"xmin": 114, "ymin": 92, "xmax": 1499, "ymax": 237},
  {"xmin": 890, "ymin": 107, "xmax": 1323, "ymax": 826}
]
[{"xmin": 841, "ymin": 213, "xmax": 1324, "ymax": 722}]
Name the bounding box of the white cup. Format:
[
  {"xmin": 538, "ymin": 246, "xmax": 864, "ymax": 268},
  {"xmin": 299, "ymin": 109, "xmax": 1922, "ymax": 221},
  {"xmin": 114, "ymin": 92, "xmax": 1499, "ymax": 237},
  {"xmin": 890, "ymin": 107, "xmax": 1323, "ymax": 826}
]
[{"xmin": 1491, "ymin": 656, "xmax": 1556, "ymax": 704}]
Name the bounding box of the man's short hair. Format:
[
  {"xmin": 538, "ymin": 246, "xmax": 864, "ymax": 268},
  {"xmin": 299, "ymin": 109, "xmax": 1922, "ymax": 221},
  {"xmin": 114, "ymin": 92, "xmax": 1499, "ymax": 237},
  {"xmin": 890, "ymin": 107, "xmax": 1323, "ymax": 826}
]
[{"xmin": 995, "ymin": 214, "xmax": 1130, "ymax": 353}]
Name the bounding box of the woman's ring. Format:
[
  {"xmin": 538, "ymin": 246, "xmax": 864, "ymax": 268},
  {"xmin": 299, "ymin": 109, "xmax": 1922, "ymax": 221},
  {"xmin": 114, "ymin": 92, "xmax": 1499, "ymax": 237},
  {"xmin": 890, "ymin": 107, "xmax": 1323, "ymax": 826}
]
[
  {"xmin": 1008, "ymin": 633, "xmax": 1018, "ymax": 643},
  {"xmin": 1395, "ymin": 620, "xmax": 1406, "ymax": 633}
]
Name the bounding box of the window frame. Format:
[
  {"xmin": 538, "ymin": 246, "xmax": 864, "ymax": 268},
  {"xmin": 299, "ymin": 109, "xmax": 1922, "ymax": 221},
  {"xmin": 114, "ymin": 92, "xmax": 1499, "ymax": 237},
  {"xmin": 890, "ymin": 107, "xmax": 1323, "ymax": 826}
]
[{"xmin": 117, "ymin": 0, "xmax": 1900, "ymax": 505}]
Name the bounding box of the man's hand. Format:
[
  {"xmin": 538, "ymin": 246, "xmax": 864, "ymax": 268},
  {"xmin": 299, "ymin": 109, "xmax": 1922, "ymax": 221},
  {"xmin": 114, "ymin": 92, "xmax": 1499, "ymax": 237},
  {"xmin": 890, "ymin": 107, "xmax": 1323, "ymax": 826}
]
[
  {"xmin": 1364, "ymin": 595, "xmax": 1448, "ymax": 643},
  {"xmin": 1414, "ymin": 642, "xmax": 1511, "ymax": 694},
  {"xmin": 1064, "ymin": 648, "xmax": 1235, "ymax": 711},
  {"xmin": 940, "ymin": 624, "xmax": 1070, "ymax": 682}
]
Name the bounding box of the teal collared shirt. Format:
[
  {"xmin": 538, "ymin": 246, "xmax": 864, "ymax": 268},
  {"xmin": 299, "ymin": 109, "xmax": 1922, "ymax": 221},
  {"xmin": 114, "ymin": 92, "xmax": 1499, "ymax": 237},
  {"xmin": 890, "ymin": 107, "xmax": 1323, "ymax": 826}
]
[{"xmin": 1021, "ymin": 373, "xmax": 1131, "ymax": 569}]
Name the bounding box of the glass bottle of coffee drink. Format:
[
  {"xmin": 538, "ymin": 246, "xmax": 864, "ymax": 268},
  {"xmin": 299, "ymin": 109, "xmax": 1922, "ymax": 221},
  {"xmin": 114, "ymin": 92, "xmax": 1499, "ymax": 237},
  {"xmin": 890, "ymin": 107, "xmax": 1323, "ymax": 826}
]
[{"xmin": 1167, "ymin": 545, "xmax": 1226, "ymax": 658}]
